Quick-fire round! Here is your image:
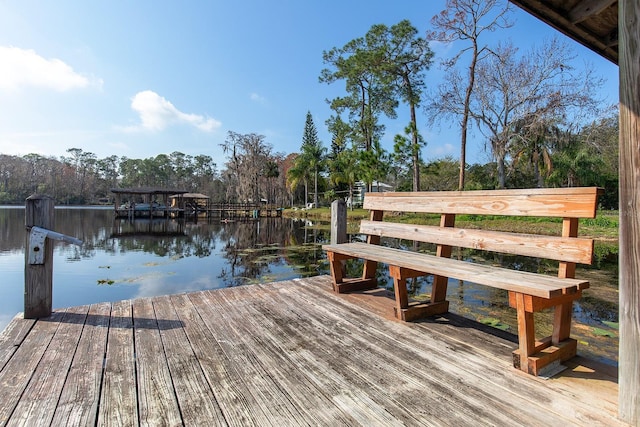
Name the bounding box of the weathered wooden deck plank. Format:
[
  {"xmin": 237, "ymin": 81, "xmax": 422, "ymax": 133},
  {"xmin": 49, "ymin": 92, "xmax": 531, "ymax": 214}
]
[
  {"xmin": 132, "ymin": 298, "xmax": 182, "ymax": 427},
  {"xmin": 52, "ymin": 302, "xmax": 111, "ymax": 426},
  {"xmin": 0, "ymin": 275, "xmax": 626, "ymax": 426},
  {"xmin": 234, "ymin": 282, "xmax": 422, "ymax": 425},
  {"xmin": 8, "ymin": 305, "xmax": 89, "ymax": 426},
  {"xmin": 98, "ymin": 299, "xmax": 137, "ymax": 427},
  {"xmin": 0, "ymin": 316, "xmax": 35, "ymax": 372},
  {"xmin": 301, "ymin": 281, "xmax": 616, "ymax": 425},
  {"xmin": 266, "ymin": 279, "xmax": 550, "ymax": 426},
  {"xmin": 172, "ymin": 292, "xmax": 271, "ymax": 426},
  {"xmin": 319, "ymin": 281, "xmax": 518, "ymax": 357},
  {"xmin": 298, "ymin": 276, "xmax": 621, "ymax": 426},
  {"xmin": 152, "ymin": 295, "xmax": 227, "ymax": 426},
  {"xmin": 0, "ymin": 310, "xmax": 65, "ymax": 425},
  {"xmin": 203, "ymin": 288, "xmax": 314, "ymax": 426},
  {"xmin": 215, "ymin": 283, "xmax": 373, "ymax": 426},
  {"xmin": 253, "ymin": 283, "xmax": 448, "ymax": 426}
]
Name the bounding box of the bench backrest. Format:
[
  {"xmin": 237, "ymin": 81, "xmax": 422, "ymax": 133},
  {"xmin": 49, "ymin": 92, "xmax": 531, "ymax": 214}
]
[{"xmin": 360, "ymin": 187, "xmax": 602, "ymax": 266}]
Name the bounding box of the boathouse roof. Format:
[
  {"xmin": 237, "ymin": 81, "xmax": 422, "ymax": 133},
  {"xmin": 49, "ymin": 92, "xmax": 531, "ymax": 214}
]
[
  {"xmin": 170, "ymin": 193, "xmax": 210, "ymax": 199},
  {"xmin": 111, "ymin": 187, "xmax": 188, "ymax": 195}
]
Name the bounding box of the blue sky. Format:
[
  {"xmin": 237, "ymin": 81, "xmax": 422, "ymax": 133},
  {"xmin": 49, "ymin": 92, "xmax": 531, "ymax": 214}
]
[{"xmin": 0, "ymin": 1, "xmax": 618, "ymax": 168}]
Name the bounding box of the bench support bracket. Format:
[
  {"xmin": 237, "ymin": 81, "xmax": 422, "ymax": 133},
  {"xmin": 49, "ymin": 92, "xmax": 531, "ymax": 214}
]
[
  {"xmin": 509, "ymin": 291, "xmax": 582, "ymax": 375},
  {"xmin": 389, "ymin": 266, "xmax": 450, "ymax": 321},
  {"xmin": 327, "ymin": 251, "xmax": 378, "ymax": 293}
]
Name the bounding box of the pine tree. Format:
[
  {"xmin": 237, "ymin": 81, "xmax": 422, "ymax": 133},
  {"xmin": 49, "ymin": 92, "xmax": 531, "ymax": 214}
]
[{"xmin": 299, "ymin": 111, "xmax": 325, "ymax": 207}]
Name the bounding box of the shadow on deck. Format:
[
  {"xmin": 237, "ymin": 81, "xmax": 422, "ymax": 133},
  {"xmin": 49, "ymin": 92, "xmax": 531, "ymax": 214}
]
[{"xmin": 0, "ymin": 275, "xmax": 624, "ymax": 426}]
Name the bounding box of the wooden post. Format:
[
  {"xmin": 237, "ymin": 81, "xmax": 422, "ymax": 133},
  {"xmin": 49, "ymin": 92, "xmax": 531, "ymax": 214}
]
[
  {"xmin": 361, "ymin": 209, "xmax": 383, "ymax": 281},
  {"xmin": 24, "ymin": 195, "xmax": 55, "ymax": 319},
  {"xmin": 554, "ymin": 218, "xmax": 579, "ymax": 344},
  {"xmin": 431, "ymin": 214, "xmax": 455, "ymax": 303},
  {"xmin": 330, "ymin": 199, "xmax": 347, "ymax": 245},
  {"xmin": 619, "ymin": 1, "xmax": 640, "ymax": 423}
]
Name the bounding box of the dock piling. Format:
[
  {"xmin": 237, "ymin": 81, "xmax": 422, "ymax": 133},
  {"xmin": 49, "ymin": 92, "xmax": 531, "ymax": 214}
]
[
  {"xmin": 24, "ymin": 195, "xmax": 55, "ymax": 319},
  {"xmin": 330, "ymin": 199, "xmax": 347, "ymax": 245}
]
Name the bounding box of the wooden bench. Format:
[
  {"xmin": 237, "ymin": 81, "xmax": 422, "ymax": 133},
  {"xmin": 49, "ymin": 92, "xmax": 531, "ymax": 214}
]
[{"xmin": 322, "ymin": 187, "xmax": 602, "ymax": 376}]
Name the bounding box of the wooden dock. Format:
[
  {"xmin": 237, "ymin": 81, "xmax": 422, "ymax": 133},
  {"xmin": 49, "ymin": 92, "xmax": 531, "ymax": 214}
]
[
  {"xmin": 0, "ymin": 276, "xmax": 624, "ymax": 426},
  {"xmin": 203, "ymin": 203, "xmax": 283, "ymax": 219}
]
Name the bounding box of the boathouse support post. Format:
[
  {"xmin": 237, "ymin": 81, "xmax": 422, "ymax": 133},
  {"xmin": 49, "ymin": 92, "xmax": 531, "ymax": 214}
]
[
  {"xmin": 330, "ymin": 199, "xmax": 347, "ymax": 245},
  {"xmin": 619, "ymin": 0, "xmax": 640, "ymax": 423},
  {"xmin": 24, "ymin": 194, "xmax": 55, "ymax": 319}
]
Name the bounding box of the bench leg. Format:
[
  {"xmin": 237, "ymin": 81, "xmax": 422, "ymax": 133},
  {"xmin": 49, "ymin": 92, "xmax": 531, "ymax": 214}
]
[
  {"xmin": 391, "ymin": 272, "xmax": 409, "ymax": 315},
  {"xmin": 326, "ymin": 251, "xmax": 378, "ymax": 294},
  {"xmin": 389, "ymin": 266, "xmax": 449, "ymax": 322},
  {"xmin": 431, "ymin": 275, "xmax": 449, "ymax": 304},
  {"xmin": 553, "ymin": 302, "xmax": 573, "ymax": 343},
  {"xmin": 363, "ymin": 259, "xmax": 377, "ymax": 283},
  {"xmin": 327, "ymin": 252, "xmax": 345, "ymax": 289},
  {"xmin": 510, "ymin": 292, "xmax": 580, "ymax": 376},
  {"xmin": 514, "ymin": 293, "xmax": 536, "ymax": 372}
]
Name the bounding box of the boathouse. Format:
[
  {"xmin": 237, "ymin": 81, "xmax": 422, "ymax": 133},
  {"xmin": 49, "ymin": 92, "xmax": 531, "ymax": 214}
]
[
  {"xmin": 170, "ymin": 192, "xmax": 211, "ymax": 216},
  {"xmin": 111, "ymin": 187, "xmax": 188, "ymax": 218}
]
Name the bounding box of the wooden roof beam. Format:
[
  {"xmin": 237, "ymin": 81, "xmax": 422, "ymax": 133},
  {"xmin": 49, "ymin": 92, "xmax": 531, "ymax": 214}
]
[
  {"xmin": 509, "ymin": 0, "xmax": 618, "ymax": 63},
  {"xmin": 569, "ymin": 0, "xmax": 617, "ymax": 24},
  {"xmin": 604, "ymin": 27, "xmax": 619, "ymax": 47}
]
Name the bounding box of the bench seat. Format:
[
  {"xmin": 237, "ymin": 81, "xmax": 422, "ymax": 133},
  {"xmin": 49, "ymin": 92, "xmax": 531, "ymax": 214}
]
[
  {"xmin": 322, "ymin": 242, "xmax": 589, "ymax": 299},
  {"xmin": 323, "ymin": 187, "xmax": 603, "ymax": 376}
]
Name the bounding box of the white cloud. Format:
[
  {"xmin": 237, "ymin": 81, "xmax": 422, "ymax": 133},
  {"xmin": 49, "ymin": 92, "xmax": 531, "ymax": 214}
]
[
  {"xmin": 126, "ymin": 90, "xmax": 221, "ymax": 133},
  {"xmin": 250, "ymin": 92, "xmax": 267, "ymax": 104},
  {"xmin": 0, "ymin": 46, "xmax": 101, "ymax": 91}
]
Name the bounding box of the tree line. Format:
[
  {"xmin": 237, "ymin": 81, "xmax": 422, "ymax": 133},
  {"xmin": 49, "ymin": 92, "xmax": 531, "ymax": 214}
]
[
  {"xmin": 0, "ymin": 149, "xmax": 217, "ymax": 204},
  {"xmin": 0, "ymin": 1, "xmax": 620, "ymax": 209},
  {"xmin": 0, "ymin": 143, "xmax": 296, "ymax": 207},
  {"xmin": 289, "ymin": 109, "xmax": 618, "ymax": 210},
  {"xmin": 288, "ymin": 0, "xmax": 618, "ymax": 208},
  {"xmin": 0, "ymin": 106, "xmax": 618, "ymax": 210}
]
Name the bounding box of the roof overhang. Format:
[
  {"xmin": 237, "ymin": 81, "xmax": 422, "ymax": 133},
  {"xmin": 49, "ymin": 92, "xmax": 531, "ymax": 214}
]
[
  {"xmin": 111, "ymin": 187, "xmax": 188, "ymax": 195},
  {"xmin": 508, "ymin": 0, "xmax": 618, "ymax": 64}
]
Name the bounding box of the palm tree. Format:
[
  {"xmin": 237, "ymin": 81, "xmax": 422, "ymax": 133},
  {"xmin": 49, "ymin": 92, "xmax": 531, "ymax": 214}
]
[
  {"xmin": 510, "ymin": 115, "xmax": 563, "ymax": 188},
  {"xmin": 286, "ymin": 155, "xmax": 311, "ymax": 207},
  {"xmin": 330, "ymin": 147, "xmax": 360, "ymax": 209},
  {"xmin": 305, "ymin": 143, "xmax": 326, "ymax": 208}
]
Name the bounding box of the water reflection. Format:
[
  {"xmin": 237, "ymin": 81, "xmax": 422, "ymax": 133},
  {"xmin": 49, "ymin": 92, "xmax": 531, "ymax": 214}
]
[
  {"xmin": 0, "ymin": 208, "xmax": 328, "ymax": 276},
  {"xmin": 0, "ymin": 207, "xmax": 329, "ymax": 333}
]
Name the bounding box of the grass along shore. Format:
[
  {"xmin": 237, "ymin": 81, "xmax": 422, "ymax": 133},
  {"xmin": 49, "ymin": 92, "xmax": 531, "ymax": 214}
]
[{"xmin": 282, "ymin": 206, "xmax": 619, "ymax": 241}]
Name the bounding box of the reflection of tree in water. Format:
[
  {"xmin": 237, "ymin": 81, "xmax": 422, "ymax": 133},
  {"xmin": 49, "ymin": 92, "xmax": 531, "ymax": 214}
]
[
  {"xmin": 41, "ymin": 209, "xmax": 222, "ymax": 260},
  {"xmin": 0, "ymin": 208, "xmax": 27, "ymax": 252},
  {"xmin": 218, "ymin": 218, "xmax": 330, "ymax": 286},
  {"xmin": 281, "ymin": 219, "xmax": 332, "ymax": 278},
  {"xmin": 2, "ymin": 208, "xmax": 331, "ymax": 284},
  {"xmin": 218, "ymin": 219, "xmax": 269, "ymax": 286},
  {"xmin": 103, "ymin": 218, "xmax": 221, "ymax": 259}
]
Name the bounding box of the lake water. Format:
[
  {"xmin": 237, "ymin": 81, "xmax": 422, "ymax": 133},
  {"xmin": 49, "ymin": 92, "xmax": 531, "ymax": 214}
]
[
  {"xmin": 0, "ymin": 207, "xmax": 327, "ymax": 332},
  {"xmin": 0, "ymin": 207, "xmax": 619, "ymax": 364}
]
